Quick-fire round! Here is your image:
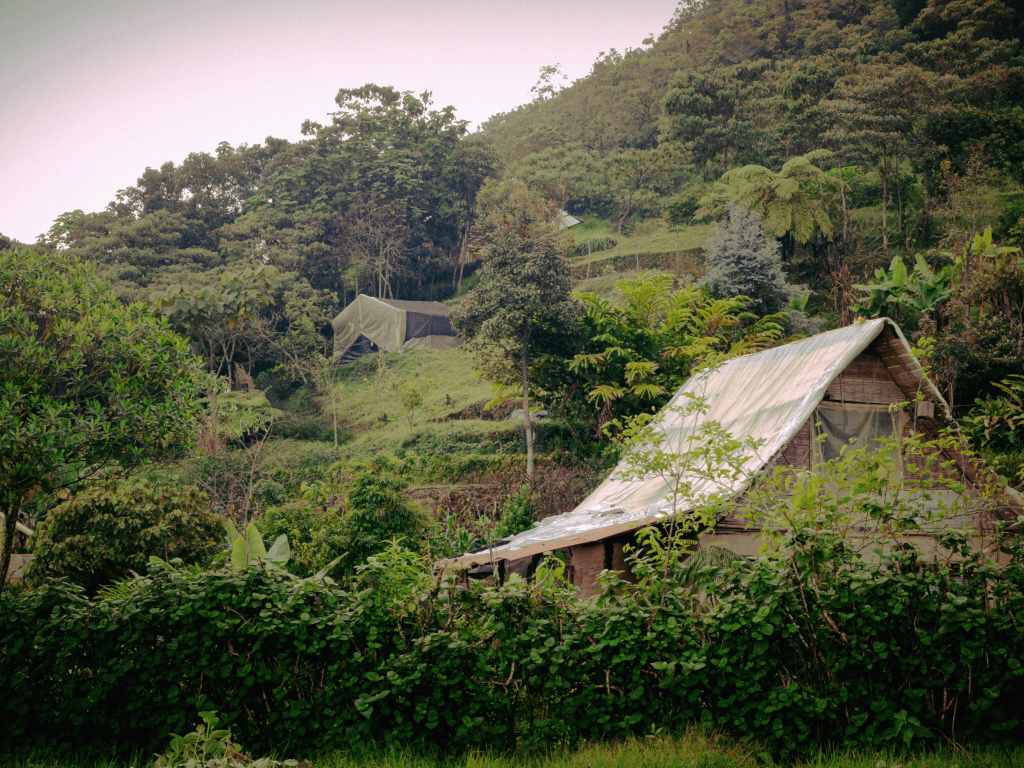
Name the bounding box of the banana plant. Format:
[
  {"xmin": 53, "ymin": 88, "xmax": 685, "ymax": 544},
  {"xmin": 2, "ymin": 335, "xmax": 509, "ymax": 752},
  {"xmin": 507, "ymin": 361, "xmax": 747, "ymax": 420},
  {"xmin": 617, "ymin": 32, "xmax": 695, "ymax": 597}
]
[
  {"xmin": 225, "ymin": 520, "xmax": 290, "ymax": 568},
  {"xmin": 852, "ymin": 255, "xmax": 911, "ymax": 318},
  {"xmin": 902, "ymin": 254, "xmax": 954, "ymax": 314},
  {"xmin": 223, "ymin": 520, "xmax": 342, "ymax": 583}
]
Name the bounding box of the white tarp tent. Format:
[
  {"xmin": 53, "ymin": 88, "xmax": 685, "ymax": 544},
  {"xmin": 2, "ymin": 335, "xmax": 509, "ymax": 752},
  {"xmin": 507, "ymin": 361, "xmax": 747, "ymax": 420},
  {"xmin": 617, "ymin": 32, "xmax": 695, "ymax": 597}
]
[
  {"xmin": 332, "ymin": 295, "xmax": 462, "ymax": 365},
  {"xmin": 449, "ymin": 318, "xmax": 958, "ymax": 565}
]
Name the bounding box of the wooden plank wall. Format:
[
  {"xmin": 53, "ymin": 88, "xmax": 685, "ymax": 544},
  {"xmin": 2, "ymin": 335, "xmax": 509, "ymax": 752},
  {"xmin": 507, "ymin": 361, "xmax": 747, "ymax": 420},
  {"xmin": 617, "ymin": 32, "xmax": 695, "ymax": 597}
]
[
  {"xmin": 780, "ymin": 419, "xmax": 812, "ymax": 469},
  {"xmin": 824, "ymin": 348, "xmax": 906, "ymax": 404}
]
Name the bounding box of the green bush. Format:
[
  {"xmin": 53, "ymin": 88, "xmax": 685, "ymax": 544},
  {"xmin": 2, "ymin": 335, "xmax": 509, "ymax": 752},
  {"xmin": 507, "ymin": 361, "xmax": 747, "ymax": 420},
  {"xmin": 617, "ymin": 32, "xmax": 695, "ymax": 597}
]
[
  {"xmin": 29, "ymin": 480, "xmax": 222, "ymax": 592},
  {"xmin": 2, "ymin": 538, "xmax": 1022, "ymax": 758},
  {"xmin": 7, "ymin": 445, "xmax": 1023, "ymax": 757},
  {"xmin": 258, "ymin": 502, "xmax": 348, "ymax": 578},
  {"xmin": 252, "ymin": 478, "xmax": 287, "ymax": 508},
  {"xmin": 345, "ymin": 471, "xmax": 425, "ymax": 566},
  {"xmin": 495, "ymin": 486, "xmax": 534, "ymax": 539},
  {"xmin": 275, "ymin": 415, "xmax": 349, "ymax": 443}
]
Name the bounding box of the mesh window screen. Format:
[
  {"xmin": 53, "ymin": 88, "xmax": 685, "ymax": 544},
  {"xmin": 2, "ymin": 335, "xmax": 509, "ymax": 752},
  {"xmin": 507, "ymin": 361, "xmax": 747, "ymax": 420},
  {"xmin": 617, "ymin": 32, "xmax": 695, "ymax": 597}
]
[{"xmin": 814, "ymin": 403, "xmax": 900, "ymax": 464}]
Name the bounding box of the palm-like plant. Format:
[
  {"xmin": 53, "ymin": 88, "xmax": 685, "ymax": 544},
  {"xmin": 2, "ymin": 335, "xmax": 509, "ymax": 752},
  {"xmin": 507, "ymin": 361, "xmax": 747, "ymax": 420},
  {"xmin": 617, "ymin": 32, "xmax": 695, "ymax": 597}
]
[
  {"xmin": 697, "ymin": 150, "xmax": 841, "ymax": 260},
  {"xmin": 568, "ymin": 273, "xmax": 786, "ymax": 431}
]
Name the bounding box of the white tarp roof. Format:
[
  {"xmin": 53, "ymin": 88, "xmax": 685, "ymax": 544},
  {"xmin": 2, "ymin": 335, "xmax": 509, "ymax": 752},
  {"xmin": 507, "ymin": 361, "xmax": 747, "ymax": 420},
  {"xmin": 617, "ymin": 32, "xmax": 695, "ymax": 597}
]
[{"xmin": 451, "ymin": 318, "xmax": 945, "ymax": 565}]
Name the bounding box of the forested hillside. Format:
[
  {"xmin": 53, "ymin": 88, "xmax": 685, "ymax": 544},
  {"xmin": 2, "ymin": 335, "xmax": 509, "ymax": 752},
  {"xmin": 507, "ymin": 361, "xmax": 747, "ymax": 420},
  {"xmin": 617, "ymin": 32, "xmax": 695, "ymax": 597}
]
[{"xmin": 14, "ymin": 0, "xmax": 1024, "ymax": 415}]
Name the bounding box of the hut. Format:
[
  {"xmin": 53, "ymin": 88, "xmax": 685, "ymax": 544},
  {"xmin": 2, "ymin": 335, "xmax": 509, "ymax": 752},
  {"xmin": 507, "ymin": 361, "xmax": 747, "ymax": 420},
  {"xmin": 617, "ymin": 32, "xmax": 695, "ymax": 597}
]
[
  {"xmin": 331, "ymin": 295, "xmax": 462, "ymax": 365},
  {"xmin": 447, "ymin": 319, "xmax": 1019, "ymax": 597}
]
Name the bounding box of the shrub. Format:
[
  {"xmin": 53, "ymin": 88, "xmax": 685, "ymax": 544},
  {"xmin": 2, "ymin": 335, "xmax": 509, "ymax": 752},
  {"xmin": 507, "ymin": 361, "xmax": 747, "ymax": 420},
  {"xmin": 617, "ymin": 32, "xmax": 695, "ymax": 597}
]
[
  {"xmin": 2, "ymin": 536, "xmax": 1022, "ymax": 758},
  {"xmin": 5, "ymin": 445, "xmax": 1023, "ymax": 758},
  {"xmin": 345, "ymin": 471, "xmax": 425, "ymax": 566},
  {"xmin": 252, "ymin": 478, "xmax": 287, "ymax": 508},
  {"xmin": 258, "ymin": 502, "xmax": 348, "ymax": 578},
  {"xmin": 29, "ymin": 480, "xmax": 222, "ymax": 592},
  {"xmin": 275, "ymin": 415, "xmax": 348, "ymax": 443},
  {"xmin": 572, "ymin": 234, "xmax": 617, "ymax": 258},
  {"xmin": 495, "ymin": 485, "xmax": 534, "ymax": 539}
]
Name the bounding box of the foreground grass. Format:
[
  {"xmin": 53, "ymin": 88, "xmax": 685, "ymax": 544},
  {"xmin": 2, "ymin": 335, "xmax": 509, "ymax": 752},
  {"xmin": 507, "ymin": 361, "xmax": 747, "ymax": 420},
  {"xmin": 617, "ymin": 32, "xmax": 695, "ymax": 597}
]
[{"xmin": 9, "ymin": 732, "xmax": 1022, "ymax": 768}]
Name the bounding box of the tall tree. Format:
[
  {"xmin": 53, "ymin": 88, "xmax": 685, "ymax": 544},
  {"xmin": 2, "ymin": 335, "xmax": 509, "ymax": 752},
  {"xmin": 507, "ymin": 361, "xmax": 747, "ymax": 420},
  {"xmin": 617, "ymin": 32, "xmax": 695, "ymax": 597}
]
[
  {"xmin": 0, "ymin": 251, "xmax": 203, "ymax": 592},
  {"xmin": 233, "ymin": 85, "xmax": 497, "ymax": 303},
  {"xmin": 605, "ymin": 145, "xmax": 681, "ymax": 259},
  {"xmin": 149, "ymin": 265, "xmax": 280, "ymax": 388},
  {"xmin": 700, "ymin": 205, "xmax": 795, "ymax": 316},
  {"xmin": 662, "ymin": 61, "xmax": 771, "ymax": 177},
  {"xmin": 450, "ymin": 180, "xmax": 578, "ymax": 479}
]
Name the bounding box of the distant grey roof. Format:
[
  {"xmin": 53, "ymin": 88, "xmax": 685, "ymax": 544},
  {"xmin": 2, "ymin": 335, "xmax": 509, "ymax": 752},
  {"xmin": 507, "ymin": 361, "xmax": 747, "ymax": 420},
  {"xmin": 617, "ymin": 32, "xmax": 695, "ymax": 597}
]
[{"xmin": 560, "ymin": 210, "xmax": 583, "ymax": 228}]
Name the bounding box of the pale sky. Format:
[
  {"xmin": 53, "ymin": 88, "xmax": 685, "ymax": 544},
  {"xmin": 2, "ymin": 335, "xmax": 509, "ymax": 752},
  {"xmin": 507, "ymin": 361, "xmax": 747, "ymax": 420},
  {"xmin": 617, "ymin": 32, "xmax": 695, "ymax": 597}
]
[{"xmin": 1, "ymin": 0, "xmax": 679, "ymax": 243}]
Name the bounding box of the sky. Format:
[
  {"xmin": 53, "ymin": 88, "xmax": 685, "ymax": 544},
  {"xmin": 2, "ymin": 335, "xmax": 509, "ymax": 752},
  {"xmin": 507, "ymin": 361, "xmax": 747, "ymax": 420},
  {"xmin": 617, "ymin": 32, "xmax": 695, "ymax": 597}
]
[{"xmin": 1, "ymin": 0, "xmax": 679, "ymax": 243}]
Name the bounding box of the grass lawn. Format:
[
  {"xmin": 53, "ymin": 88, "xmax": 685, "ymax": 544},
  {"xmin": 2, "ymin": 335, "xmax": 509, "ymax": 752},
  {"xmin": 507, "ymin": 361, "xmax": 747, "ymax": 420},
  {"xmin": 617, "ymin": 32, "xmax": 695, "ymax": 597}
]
[{"xmin": 8, "ymin": 731, "xmax": 1020, "ymax": 768}]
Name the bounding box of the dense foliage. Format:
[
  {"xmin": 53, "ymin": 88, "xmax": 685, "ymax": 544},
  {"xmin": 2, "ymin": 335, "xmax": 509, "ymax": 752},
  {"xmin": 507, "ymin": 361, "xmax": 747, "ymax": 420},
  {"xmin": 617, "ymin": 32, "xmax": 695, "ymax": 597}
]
[
  {"xmin": 29, "ymin": 480, "xmax": 222, "ymax": 593},
  {"xmin": 2, "ymin": 532, "xmax": 1021, "ymax": 758},
  {"xmin": 0, "ymin": 250, "xmax": 203, "ymax": 590},
  {"xmin": 535, "ymin": 273, "xmax": 786, "ymax": 434}
]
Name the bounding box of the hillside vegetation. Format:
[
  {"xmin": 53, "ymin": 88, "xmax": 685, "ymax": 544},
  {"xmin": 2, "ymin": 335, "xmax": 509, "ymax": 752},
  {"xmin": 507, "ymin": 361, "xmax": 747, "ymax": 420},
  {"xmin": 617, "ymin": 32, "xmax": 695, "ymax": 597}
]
[{"xmin": 3, "ymin": 0, "xmax": 1024, "ymax": 761}]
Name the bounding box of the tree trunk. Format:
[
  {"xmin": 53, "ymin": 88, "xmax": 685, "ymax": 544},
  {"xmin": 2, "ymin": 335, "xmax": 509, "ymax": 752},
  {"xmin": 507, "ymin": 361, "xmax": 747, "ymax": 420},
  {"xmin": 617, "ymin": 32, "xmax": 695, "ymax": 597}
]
[
  {"xmin": 896, "ymin": 155, "xmax": 903, "ymax": 234},
  {"xmin": 331, "ymin": 377, "xmax": 339, "ymax": 455},
  {"xmin": 675, "ymin": 226, "xmax": 680, "ymax": 276},
  {"xmin": 0, "ymin": 500, "xmax": 21, "ymax": 595},
  {"xmin": 881, "ymin": 153, "xmax": 889, "ymax": 251},
  {"xmin": 521, "ymin": 334, "xmax": 535, "ymax": 481},
  {"xmin": 838, "ymin": 160, "xmax": 848, "ymax": 239},
  {"xmin": 457, "ymin": 228, "xmax": 469, "ymax": 295}
]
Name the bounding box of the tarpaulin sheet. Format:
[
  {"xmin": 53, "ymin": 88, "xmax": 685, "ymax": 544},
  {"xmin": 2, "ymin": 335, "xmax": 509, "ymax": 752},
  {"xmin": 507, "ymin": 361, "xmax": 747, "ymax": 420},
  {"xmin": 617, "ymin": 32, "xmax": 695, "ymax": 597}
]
[
  {"xmin": 449, "ymin": 318, "xmax": 941, "ymax": 565},
  {"xmin": 332, "ymin": 295, "xmax": 462, "ymax": 364}
]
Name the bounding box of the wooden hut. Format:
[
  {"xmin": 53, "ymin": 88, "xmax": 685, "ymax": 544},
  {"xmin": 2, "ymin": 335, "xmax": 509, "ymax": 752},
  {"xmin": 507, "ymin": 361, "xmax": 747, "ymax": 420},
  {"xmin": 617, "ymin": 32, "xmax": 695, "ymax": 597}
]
[{"xmin": 446, "ymin": 319, "xmax": 1019, "ymax": 597}]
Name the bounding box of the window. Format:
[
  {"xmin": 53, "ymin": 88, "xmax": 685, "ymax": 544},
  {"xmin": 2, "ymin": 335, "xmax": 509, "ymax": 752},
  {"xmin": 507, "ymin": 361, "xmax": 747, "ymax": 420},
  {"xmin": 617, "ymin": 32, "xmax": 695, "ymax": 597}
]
[{"xmin": 813, "ymin": 402, "xmax": 902, "ymax": 470}]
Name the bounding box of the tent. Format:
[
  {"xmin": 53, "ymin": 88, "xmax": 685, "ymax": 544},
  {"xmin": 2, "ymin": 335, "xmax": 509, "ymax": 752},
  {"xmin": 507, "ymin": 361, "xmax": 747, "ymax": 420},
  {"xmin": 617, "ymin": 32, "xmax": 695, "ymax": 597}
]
[
  {"xmin": 447, "ymin": 319, "xmax": 1019, "ymax": 595},
  {"xmin": 331, "ymin": 295, "xmax": 462, "ymax": 365}
]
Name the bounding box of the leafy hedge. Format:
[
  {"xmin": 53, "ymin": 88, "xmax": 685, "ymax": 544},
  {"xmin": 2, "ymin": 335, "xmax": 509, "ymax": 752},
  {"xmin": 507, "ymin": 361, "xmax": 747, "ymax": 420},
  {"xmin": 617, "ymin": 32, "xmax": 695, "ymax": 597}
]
[{"xmin": 2, "ymin": 542, "xmax": 1022, "ymax": 758}]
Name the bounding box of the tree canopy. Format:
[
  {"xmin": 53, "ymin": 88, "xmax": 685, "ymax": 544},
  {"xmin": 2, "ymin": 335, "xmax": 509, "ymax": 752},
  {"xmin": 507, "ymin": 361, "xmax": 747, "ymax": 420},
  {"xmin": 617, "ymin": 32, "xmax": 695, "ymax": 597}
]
[{"xmin": 0, "ymin": 250, "xmax": 204, "ymax": 591}]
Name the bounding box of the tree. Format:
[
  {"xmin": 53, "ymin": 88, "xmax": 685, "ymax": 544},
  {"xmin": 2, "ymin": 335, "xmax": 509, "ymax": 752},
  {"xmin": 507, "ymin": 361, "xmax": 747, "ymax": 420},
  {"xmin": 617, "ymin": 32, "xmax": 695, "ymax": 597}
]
[
  {"xmin": 697, "ymin": 150, "xmax": 841, "ymax": 262},
  {"xmin": 0, "ymin": 251, "xmax": 204, "ymax": 592},
  {"xmin": 565, "ymin": 273, "xmax": 785, "ymax": 435},
  {"xmin": 701, "ymin": 205, "xmax": 795, "ymax": 315},
  {"xmin": 150, "ymin": 265, "xmax": 280, "ymax": 389},
  {"xmin": 604, "ymin": 145, "xmax": 680, "ymax": 261},
  {"xmin": 663, "ymin": 62, "xmax": 770, "ymax": 177},
  {"xmin": 450, "ymin": 180, "xmax": 578, "ymax": 479},
  {"xmin": 233, "ymin": 85, "xmax": 497, "ymax": 303}
]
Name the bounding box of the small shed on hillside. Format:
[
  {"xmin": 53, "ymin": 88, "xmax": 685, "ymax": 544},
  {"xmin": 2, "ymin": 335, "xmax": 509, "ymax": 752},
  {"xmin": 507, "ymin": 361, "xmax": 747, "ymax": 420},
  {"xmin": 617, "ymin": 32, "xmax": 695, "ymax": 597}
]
[
  {"xmin": 331, "ymin": 295, "xmax": 462, "ymax": 365},
  {"xmin": 446, "ymin": 319, "xmax": 1020, "ymax": 597}
]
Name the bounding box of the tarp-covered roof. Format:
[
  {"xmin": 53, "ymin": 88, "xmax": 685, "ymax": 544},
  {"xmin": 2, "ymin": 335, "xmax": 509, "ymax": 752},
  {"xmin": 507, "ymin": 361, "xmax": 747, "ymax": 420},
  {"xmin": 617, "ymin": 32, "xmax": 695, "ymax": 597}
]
[
  {"xmin": 332, "ymin": 295, "xmax": 462, "ymax": 365},
  {"xmin": 450, "ymin": 319, "xmax": 952, "ymax": 565}
]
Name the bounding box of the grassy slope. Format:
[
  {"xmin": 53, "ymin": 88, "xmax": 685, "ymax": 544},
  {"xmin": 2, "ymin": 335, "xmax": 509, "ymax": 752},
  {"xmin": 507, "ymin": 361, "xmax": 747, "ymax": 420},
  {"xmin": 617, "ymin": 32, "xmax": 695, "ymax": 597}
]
[
  {"xmin": 570, "ymin": 218, "xmax": 711, "ymax": 296},
  {"xmin": 570, "ymin": 219, "xmax": 714, "ymax": 267},
  {"xmin": 326, "ymin": 347, "xmax": 516, "ymax": 458}
]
